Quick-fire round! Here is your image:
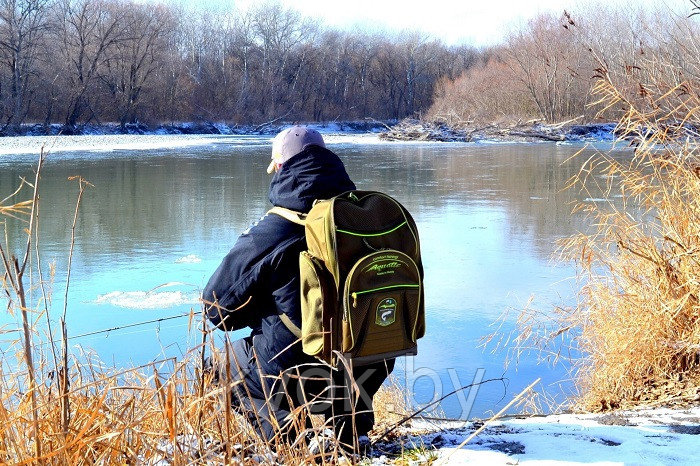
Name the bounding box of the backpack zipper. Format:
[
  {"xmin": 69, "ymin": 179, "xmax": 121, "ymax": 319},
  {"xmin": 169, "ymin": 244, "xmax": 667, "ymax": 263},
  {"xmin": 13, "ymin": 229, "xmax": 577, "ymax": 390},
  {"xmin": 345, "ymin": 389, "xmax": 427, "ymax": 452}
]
[{"xmin": 350, "ymin": 284, "xmax": 420, "ymax": 308}]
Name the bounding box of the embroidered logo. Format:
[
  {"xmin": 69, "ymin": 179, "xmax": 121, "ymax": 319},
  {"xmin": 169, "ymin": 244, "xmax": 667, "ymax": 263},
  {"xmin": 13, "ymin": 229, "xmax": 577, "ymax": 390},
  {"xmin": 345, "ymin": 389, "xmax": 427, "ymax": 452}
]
[{"xmin": 363, "ymin": 254, "xmax": 406, "ymax": 276}]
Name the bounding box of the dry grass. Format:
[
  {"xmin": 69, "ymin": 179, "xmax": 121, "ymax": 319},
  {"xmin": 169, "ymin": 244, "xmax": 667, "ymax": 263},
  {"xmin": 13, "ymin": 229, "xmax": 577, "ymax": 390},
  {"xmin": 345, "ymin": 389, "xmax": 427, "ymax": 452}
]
[
  {"xmin": 371, "ymin": 376, "xmax": 410, "ymax": 434},
  {"xmin": 428, "ymin": 57, "xmax": 539, "ymax": 126},
  {"xmin": 0, "ymin": 342, "xmax": 412, "ymax": 465},
  {"xmin": 506, "ymin": 50, "xmax": 700, "ymax": 412}
]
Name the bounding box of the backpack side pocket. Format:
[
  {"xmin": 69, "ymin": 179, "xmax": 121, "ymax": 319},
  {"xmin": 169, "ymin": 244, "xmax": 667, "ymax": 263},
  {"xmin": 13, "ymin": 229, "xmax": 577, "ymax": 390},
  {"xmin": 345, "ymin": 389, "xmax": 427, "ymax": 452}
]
[{"xmin": 299, "ymin": 251, "xmax": 338, "ymax": 363}]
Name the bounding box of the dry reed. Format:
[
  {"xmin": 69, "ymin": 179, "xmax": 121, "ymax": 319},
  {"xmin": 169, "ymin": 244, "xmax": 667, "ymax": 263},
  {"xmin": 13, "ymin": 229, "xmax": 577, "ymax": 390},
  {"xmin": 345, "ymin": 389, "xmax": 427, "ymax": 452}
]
[{"xmin": 507, "ymin": 46, "xmax": 700, "ymax": 411}]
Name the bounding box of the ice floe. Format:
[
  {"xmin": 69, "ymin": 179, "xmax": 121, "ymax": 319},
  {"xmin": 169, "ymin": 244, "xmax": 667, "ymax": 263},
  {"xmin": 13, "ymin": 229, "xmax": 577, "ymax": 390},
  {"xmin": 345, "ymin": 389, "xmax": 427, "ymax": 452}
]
[
  {"xmin": 95, "ymin": 290, "xmax": 199, "ymax": 309},
  {"xmin": 175, "ymin": 254, "xmax": 202, "ymax": 264}
]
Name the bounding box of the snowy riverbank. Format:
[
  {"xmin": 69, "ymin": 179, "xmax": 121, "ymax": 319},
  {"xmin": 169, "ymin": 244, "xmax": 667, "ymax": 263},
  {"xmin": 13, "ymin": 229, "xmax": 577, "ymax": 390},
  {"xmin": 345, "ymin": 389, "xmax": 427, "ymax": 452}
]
[
  {"xmin": 0, "ymin": 119, "xmax": 621, "ymax": 158},
  {"xmin": 143, "ymin": 405, "xmax": 700, "ymax": 464},
  {"xmin": 0, "ymin": 121, "xmax": 390, "ymax": 156},
  {"xmin": 0, "ymin": 126, "xmax": 618, "ymax": 159},
  {"xmin": 373, "ymin": 406, "xmax": 700, "ymax": 464},
  {"xmin": 0, "ymin": 131, "xmax": 389, "ymax": 157},
  {"xmin": 0, "ymin": 120, "xmax": 389, "ymax": 138}
]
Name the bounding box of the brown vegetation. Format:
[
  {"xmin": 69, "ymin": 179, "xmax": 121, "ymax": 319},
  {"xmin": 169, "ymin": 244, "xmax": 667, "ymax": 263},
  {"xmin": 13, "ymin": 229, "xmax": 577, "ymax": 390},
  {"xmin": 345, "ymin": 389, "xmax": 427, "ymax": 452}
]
[
  {"xmin": 430, "ymin": 56, "xmax": 536, "ymax": 126},
  {"xmin": 428, "ymin": 4, "xmax": 700, "ymax": 126}
]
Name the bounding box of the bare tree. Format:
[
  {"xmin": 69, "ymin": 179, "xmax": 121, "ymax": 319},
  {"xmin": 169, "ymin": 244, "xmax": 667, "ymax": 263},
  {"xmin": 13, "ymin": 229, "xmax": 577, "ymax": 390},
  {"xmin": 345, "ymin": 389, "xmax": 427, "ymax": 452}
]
[
  {"xmin": 0, "ymin": 0, "xmax": 51, "ymax": 130},
  {"xmin": 504, "ymin": 13, "xmax": 591, "ymax": 122},
  {"xmin": 102, "ymin": 3, "xmax": 172, "ymax": 127},
  {"xmin": 54, "ymin": 0, "xmax": 128, "ymax": 128},
  {"xmin": 0, "ymin": 0, "xmax": 481, "ymax": 129},
  {"xmin": 249, "ymin": 1, "xmax": 317, "ymax": 118}
]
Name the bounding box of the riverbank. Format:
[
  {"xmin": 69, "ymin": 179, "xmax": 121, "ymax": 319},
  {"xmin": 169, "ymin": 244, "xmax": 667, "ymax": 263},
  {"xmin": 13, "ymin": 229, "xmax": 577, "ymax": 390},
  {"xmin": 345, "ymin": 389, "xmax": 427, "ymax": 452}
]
[
  {"xmin": 0, "ymin": 122, "xmax": 618, "ymax": 158},
  {"xmin": 0, "ymin": 121, "xmax": 389, "ymax": 156},
  {"xmin": 0, "ymin": 120, "xmax": 389, "ymax": 137},
  {"xmin": 0, "ymin": 119, "xmax": 618, "ymax": 145},
  {"xmin": 371, "ymin": 405, "xmax": 700, "ymax": 464},
  {"xmin": 379, "ymin": 119, "xmax": 617, "ymax": 143},
  {"xmin": 0, "ymin": 132, "xmax": 395, "ymax": 157}
]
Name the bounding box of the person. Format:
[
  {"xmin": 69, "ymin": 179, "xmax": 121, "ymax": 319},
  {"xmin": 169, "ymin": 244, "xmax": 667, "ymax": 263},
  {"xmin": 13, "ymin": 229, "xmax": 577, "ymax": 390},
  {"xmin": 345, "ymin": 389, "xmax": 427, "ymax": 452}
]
[{"xmin": 202, "ymin": 126, "xmax": 394, "ymax": 448}]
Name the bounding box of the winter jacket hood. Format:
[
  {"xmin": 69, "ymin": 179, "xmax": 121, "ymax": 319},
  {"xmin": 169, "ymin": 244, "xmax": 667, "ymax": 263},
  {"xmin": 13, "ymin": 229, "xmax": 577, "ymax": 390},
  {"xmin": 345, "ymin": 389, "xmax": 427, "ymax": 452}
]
[{"xmin": 269, "ymin": 145, "xmax": 356, "ymax": 212}]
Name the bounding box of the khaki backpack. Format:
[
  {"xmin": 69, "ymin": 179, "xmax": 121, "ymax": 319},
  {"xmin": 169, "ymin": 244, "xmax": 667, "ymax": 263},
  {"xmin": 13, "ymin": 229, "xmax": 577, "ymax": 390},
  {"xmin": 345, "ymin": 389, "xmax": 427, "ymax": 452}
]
[{"xmin": 270, "ymin": 191, "xmax": 425, "ymax": 366}]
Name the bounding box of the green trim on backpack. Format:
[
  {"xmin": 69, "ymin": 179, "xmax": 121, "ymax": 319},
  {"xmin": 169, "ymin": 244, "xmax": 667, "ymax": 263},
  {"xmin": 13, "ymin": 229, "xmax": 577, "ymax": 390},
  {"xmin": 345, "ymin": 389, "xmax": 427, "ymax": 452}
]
[
  {"xmin": 351, "ymin": 283, "xmax": 420, "ymax": 298},
  {"xmin": 336, "ymin": 221, "xmax": 407, "ymax": 237}
]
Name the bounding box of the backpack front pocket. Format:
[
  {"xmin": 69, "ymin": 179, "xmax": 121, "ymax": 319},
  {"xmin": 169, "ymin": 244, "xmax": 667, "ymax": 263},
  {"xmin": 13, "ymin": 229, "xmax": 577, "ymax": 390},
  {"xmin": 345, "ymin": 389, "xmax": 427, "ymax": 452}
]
[{"xmin": 342, "ymin": 251, "xmax": 422, "ymax": 362}]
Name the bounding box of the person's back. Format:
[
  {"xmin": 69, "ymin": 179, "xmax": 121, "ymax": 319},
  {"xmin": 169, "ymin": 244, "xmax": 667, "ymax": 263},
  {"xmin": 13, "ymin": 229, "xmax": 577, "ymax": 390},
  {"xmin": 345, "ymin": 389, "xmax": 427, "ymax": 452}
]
[{"xmin": 202, "ymin": 126, "xmax": 394, "ymax": 448}]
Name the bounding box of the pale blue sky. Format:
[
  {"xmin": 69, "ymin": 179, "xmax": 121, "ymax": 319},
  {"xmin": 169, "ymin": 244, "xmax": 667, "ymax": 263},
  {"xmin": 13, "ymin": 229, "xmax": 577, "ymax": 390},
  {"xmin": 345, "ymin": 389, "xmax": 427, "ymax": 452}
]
[{"xmin": 169, "ymin": 0, "xmax": 694, "ymax": 46}]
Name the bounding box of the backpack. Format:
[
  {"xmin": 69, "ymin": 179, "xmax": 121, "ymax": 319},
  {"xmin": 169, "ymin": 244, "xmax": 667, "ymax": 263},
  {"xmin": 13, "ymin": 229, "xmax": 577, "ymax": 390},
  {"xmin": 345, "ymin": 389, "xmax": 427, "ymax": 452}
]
[{"xmin": 269, "ymin": 191, "xmax": 425, "ymax": 366}]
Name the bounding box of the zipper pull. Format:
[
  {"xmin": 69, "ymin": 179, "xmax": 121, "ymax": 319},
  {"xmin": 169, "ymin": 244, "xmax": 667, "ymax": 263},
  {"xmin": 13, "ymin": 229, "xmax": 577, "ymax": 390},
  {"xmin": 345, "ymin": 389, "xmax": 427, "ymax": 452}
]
[{"xmin": 352, "ymin": 292, "xmax": 358, "ymax": 308}]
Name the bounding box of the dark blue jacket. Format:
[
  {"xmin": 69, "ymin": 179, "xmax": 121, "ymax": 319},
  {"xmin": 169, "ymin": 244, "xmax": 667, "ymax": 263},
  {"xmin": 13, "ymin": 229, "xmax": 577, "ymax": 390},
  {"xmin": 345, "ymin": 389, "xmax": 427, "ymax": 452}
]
[{"xmin": 203, "ymin": 145, "xmax": 356, "ymax": 374}]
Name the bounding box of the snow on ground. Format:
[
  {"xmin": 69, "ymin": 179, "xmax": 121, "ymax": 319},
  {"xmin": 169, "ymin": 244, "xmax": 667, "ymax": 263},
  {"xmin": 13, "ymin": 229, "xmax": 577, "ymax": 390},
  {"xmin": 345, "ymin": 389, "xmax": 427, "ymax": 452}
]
[
  {"xmin": 0, "ymin": 134, "xmax": 234, "ymax": 155},
  {"xmin": 0, "ymin": 126, "xmax": 534, "ymax": 158},
  {"xmin": 0, "ymin": 123, "xmax": 617, "ymax": 158},
  {"xmin": 376, "ymin": 406, "xmax": 700, "ymax": 465}
]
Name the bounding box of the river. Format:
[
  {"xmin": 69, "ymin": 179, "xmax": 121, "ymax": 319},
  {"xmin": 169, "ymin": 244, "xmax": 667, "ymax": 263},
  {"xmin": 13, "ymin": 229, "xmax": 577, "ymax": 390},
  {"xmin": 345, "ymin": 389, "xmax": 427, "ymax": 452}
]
[{"xmin": 0, "ymin": 134, "xmax": 627, "ymax": 419}]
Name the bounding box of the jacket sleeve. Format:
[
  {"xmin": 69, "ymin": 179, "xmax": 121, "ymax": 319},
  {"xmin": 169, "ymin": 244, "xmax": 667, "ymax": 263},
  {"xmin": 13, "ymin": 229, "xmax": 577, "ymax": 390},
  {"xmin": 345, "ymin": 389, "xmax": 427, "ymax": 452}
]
[
  {"xmin": 202, "ymin": 247, "xmax": 260, "ymax": 331},
  {"xmin": 202, "ymin": 217, "xmax": 272, "ymax": 331},
  {"xmin": 202, "ymin": 214, "xmax": 304, "ymax": 331}
]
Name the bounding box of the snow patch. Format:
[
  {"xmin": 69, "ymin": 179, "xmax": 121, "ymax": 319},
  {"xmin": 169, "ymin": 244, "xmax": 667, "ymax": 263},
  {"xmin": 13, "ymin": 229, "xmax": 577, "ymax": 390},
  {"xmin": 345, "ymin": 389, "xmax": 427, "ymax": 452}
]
[
  {"xmin": 321, "ymin": 133, "xmax": 383, "ymax": 145},
  {"xmin": 0, "ymin": 134, "xmax": 225, "ymax": 155},
  {"xmin": 213, "ymin": 122, "xmax": 234, "ymax": 135},
  {"xmin": 379, "ymin": 406, "xmax": 700, "ymax": 465}
]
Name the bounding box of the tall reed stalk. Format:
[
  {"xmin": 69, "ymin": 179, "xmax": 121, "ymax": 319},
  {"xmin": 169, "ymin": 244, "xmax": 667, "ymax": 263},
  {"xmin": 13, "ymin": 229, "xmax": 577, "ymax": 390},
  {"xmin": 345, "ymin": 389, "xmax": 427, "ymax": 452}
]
[{"xmin": 1, "ymin": 151, "xmax": 44, "ymax": 459}]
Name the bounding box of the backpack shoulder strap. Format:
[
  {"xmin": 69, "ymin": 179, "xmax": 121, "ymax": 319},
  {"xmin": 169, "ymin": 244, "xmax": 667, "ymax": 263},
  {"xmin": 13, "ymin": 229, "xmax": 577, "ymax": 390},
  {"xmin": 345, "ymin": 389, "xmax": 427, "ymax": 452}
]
[
  {"xmin": 267, "ymin": 206, "xmax": 305, "ymax": 339},
  {"xmin": 278, "ymin": 313, "xmax": 302, "ymax": 338},
  {"xmin": 268, "ymin": 206, "xmax": 307, "ymax": 226}
]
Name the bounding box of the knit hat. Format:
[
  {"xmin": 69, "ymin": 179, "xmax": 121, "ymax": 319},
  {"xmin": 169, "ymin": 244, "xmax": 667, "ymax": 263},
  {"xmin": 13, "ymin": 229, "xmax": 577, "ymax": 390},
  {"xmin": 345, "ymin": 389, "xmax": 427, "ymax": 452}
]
[{"xmin": 267, "ymin": 126, "xmax": 326, "ymax": 174}]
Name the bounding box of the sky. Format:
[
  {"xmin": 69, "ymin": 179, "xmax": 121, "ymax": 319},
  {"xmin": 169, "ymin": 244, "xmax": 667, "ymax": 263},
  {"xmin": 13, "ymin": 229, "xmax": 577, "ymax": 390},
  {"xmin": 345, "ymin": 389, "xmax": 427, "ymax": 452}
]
[
  {"xmin": 274, "ymin": 0, "xmax": 580, "ymax": 46},
  {"xmin": 172, "ymin": 0, "xmax": 694, "ymax": 47}
]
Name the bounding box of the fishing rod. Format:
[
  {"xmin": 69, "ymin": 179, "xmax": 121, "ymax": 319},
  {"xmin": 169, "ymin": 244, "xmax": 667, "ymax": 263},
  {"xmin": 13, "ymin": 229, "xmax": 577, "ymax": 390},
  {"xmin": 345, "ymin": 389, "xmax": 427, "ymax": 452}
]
[
  {"xmin": 68, "ymin": 312, "xmax": 197, "ymax": 340},
  {"xmin": 0, "ymin": 311, "xmax": 204, "ymax": 341}
]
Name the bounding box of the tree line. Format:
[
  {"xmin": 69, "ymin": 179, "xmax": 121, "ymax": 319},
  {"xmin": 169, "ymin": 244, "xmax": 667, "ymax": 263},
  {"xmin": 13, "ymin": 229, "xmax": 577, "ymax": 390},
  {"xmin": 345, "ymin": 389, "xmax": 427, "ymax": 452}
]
[
  {"xmin": 0, "ymin": 0, "xmax": 478, "ymax": 133},
  {"xmin": 429, "ymin": 3, "xmax": 700, "ymax": 125},
  {"xmin": 5, "ymin": 0, "xmax": 689, "ymax": 133}
]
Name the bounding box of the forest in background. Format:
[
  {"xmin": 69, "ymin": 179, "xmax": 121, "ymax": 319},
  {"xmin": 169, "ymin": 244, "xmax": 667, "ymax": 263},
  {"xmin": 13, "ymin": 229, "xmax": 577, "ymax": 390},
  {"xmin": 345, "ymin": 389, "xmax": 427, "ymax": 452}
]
[
  {"xmin": 0, "ymin": 0, "xmax": 477, "ymax": 133},
  {"xmin": 0, "ymin": 0, "xmax": 698, "ymax": 134}
]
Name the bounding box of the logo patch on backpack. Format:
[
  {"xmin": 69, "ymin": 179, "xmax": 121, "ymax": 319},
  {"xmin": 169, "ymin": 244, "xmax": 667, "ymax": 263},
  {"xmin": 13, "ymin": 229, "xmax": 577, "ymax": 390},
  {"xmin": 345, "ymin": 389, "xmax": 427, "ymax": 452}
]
[{"xmin": 376, "ymin": 297, "xmax": 397, "ymax": 326}]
